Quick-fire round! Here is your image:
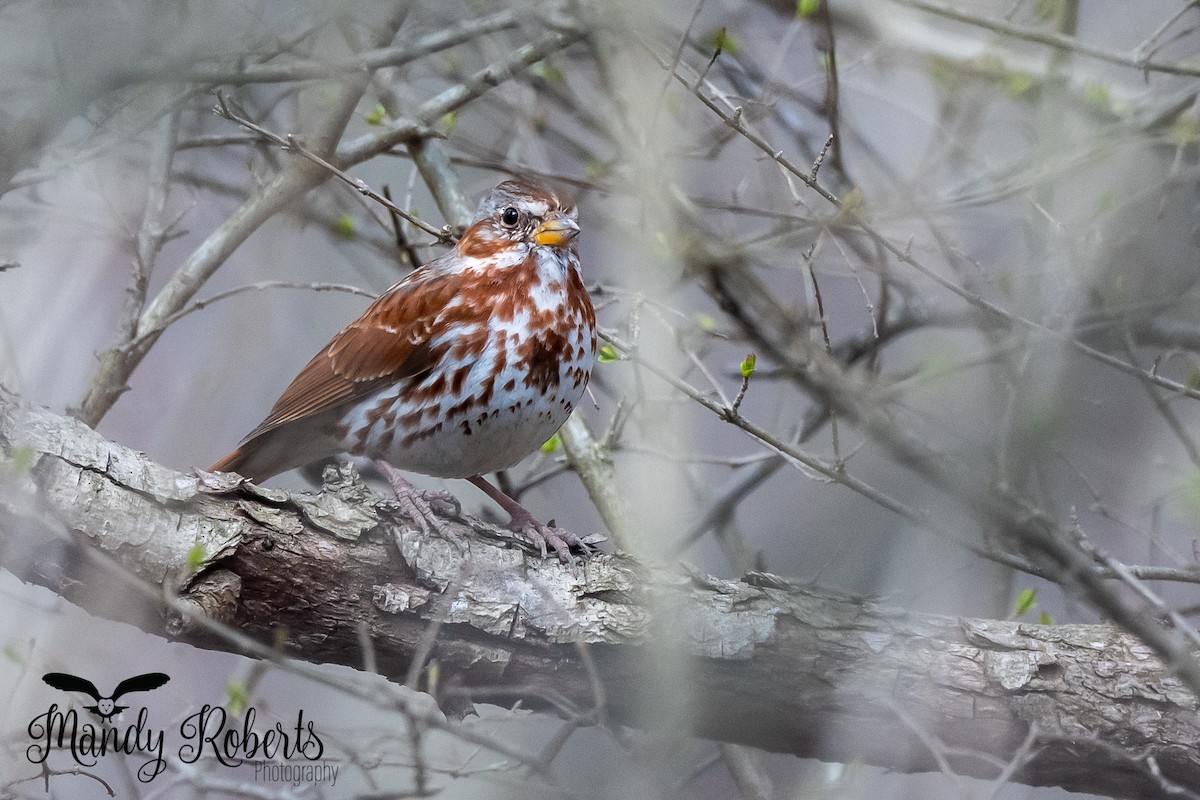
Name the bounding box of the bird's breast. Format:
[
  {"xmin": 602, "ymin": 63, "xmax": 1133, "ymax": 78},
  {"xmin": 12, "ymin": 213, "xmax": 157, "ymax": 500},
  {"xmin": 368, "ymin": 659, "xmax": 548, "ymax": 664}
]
[{"xmin": 334, "ymin": 259, "xmax": 596, "ymax": 478}]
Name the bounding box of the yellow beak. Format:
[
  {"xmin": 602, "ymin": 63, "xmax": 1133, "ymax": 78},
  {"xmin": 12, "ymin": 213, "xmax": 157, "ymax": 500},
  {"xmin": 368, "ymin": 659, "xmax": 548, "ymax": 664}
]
[{"xmin": 533, "ymin": 215, "xmax": 580, "ymax": 247}]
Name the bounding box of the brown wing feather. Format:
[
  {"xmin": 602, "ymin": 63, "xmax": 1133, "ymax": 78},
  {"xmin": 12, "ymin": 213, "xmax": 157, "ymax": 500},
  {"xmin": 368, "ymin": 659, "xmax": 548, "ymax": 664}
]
[{"xmin": 235, "ymin": 270, "xmax": 457, "ymax": 444}]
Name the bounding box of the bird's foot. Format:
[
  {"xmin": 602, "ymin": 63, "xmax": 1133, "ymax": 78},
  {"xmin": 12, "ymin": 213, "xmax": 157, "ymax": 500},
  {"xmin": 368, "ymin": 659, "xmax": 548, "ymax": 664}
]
[
  {"xmin": 375, "ymin": 460, "xmax": 462, "ymax": 543},
  {"xmin": 513, "ymin": 513, "xmax": 597, "ymax": 565},
  {"xmin": 467, "ymin": 475, "xmax": 596, "ymax": 564}
]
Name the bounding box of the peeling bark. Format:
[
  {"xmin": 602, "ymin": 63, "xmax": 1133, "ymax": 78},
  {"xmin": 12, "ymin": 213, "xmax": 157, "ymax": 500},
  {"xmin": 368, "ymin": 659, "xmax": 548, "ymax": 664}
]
[{"xmin": 0, "ymin": 384, "xmax": 1197, "ymax": 799}]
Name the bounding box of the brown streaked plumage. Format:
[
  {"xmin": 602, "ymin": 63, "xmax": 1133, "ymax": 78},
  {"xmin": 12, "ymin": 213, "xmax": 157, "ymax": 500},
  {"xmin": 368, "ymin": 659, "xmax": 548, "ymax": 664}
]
[{"xmin": 210, "ymin": 179, "xmax": 597, "ymax": 562}]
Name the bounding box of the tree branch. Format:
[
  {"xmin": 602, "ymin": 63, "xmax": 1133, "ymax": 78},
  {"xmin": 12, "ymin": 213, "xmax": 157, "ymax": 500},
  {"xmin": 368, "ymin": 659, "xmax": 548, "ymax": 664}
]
[
  {"xmin": 1, "ymin": 384, "xmax": 1198, "ymax": 799},
  {"xmin": 895, "ymin": 0, "xmax": 1200, "ymax": 78}
]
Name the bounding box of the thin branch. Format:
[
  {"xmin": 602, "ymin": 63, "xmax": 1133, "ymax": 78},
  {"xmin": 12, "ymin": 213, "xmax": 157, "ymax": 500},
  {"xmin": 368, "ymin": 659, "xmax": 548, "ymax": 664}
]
[
  {"xmin": 128, "ymin": 281, "xmax": 375, "ymax": 350},
  {"xmin": 1123, "ymin": 336, "xmax": 1200, "ymax": 471},
  {"xmin": 409, "ymin": 138, "xmax": 475, "ymax": 233},
  {"xmin": 213, "ymin": 92, "xmax": 452, "ymax": 242},
  {"xmin": 719, "ymin": 744, "xmax": 774, "ymax": 800},
  {"xmin": 809, "ymin": 132, "xmax": 835, "ymax": 182},
  {"xmin": 895, "ymin": 0, "xmax": 1200, "ymax": 77},
  {"xmin": 981, "ymin": 725, "xmax": 1043, "ymax": 800},
  {"xmin": 557, "ymin": 413, "xmax": 633, "ymax": 550},
  {"xmin": 125, "ymin": 100, "xmax": 182, "ymax": 342},
  {"xmin": 337, "ymin": 29, "xmax": 587, "ymax": 166},
  {"xmin": 134, "ymin": 11, "xmax": 522, "ymax": 86},
  {"xmin": 802, "ymin": 245, "xmax": 842, "ymax": 467},
  {"xmin": 1072, "ymin": 526, "xmax": 1200, "ymax": 656},
  {"xmin": 1135, "ymin": 2, "xmax": 1200, "ymax": 60},
  {"xmin": 652, "ymin": 0, "xmax": 708, "ymax": 132}
]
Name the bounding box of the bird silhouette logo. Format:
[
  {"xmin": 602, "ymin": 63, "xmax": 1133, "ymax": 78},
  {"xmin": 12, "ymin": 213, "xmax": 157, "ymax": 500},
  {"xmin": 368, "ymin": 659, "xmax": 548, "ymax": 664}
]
[{"xmin": 42, "ymin": 672, "xmax": 170, "ymax": 721}]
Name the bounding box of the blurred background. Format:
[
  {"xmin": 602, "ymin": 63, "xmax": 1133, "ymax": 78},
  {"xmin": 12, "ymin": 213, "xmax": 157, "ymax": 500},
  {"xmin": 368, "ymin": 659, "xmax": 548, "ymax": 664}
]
[{"xmin": 1, "ymin": 0, "xmax": 1198, "ymax": 797}]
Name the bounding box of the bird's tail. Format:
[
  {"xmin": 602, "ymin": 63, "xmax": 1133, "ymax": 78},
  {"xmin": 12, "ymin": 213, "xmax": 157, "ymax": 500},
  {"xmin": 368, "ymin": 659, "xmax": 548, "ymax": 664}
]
[{"xmin": 208, "ymin": 423, "xmax": 340, "ymax": 483}]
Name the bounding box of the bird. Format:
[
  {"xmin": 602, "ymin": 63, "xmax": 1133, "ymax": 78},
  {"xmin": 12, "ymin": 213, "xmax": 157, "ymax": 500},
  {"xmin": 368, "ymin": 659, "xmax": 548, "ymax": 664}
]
[
  {"xmin": 42, "ymin": 672, "xmax": 171, "ymax": 720},
  {"xmin": 209, "ymin": 178, "xmax": 598, "ymax": 562}
]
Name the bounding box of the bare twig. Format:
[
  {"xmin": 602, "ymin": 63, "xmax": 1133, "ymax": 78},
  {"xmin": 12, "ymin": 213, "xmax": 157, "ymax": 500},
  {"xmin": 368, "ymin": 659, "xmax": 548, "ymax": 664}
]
[
  {"xmin": 809, "ymin": 132, "xmax": 835, "ymax": 182},
  {"xmin": 128, "ymin": 281, "xmax": 375, "ymax": 350},
  {"xmin": 719, "ymin": 743, "xmax": 774, "ymax": 800},
  {"xmin": 126, "ymin": 100, "xmax": 182, "ymax": 342},
  {"xmin": 882, "ymin": 698, "xmax": 971, "ymax": 795},
  {"xmin": 652, "ymin": 0, "xmax": 708, "ymax": 131},
  {"xmin": 1122, "ymin": 336, "xmax": 1200, "ymax": 470},
  {"xmin": 213, "ymin": 92, "xmax": 452, "ymax": 242},
  {"xmin": 1133, "ymin": 1, "xmax": 1200, "ymax": 64},
  {"xmin": 730, "ymin": 353, "xmax": 754, "ymax": 415},
  {"xmin": 896, "ymin": 0, "xmax": 1200, "ymax": 78},
  {"xmin": 338, "ymin": 29, "xmax": 587, "ymax": 165},
  {"xmin": 409, "ymin": 139, "xmax": 475, "ymax": 234},
  {"xmin": 802, "ymin": 245, "xmax": 842, "ymax": 467},
  {"xmin": 557, "ymin": 413, "xmax": 633, "ymax": 549},
  {"xmin": 136, "ymin": 11, "xmax": 522, "ymax": 86},
  {"xmin": 981, "ymin": 724, "xmax": 1042, "ymax": 800}
]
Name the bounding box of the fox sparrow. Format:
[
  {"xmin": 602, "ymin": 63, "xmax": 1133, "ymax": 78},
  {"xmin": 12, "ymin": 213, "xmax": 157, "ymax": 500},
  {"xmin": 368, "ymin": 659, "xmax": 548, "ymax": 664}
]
[{"xmin": 210, "ymin": 179, "xmax": 597, "ymax": 562}]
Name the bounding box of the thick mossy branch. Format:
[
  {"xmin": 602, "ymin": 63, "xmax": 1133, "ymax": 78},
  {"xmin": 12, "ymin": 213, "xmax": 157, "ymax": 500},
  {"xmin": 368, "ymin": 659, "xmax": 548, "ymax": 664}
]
[{"xmin": 0, "ymin": 384, "xmax": 1196, "ymax": 799}]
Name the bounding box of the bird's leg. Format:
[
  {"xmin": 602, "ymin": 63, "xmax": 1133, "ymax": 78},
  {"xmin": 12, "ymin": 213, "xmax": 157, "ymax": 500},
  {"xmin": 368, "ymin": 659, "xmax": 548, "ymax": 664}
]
[
  {"xmin": 468, "ymin": 475, "xmax": 594, "ymax": 563},
  {"xmin": 375, "ymin": 460, "xmax": 462, "ymax": 541}
]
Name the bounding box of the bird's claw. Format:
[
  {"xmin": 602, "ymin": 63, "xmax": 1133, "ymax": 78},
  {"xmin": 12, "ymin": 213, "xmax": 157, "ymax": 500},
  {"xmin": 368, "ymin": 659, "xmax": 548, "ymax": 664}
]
[
  {"xmin": 421, "ymin": 489, "xmax": 461, "ymax": 519},
  {"xmin": 520, "ymin": 521, "xmax": 597, "ymax": 565},
  {"xmin": 376, "ymin": 460, "xmax": 463, "ymax": 546}
]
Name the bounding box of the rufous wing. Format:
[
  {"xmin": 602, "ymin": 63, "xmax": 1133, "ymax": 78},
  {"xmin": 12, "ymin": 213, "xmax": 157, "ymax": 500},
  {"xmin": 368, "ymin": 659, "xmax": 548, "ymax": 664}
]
[{"xmin": 208, "ymin": 270, "xmax": 455, "ymax": 479}]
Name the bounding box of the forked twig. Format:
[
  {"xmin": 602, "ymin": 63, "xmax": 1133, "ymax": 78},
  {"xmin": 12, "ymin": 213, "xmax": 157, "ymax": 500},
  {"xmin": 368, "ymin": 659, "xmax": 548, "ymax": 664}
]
[{"xmin": 213, "ymin": 92, "xmax": 454, "ymax": 243}]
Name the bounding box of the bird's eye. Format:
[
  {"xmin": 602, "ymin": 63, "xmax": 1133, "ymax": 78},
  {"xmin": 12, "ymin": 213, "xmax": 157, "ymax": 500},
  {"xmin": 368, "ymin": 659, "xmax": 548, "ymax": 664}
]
[{"xmin": 501, "ymin": 206, "xmax": 520, "ymax": 227}]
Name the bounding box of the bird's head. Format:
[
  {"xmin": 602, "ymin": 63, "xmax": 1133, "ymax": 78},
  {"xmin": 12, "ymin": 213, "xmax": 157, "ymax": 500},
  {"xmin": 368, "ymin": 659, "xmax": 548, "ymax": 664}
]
[{"xmin": 458, "ymin": 179, "xmax": 579, "ymax": 260}]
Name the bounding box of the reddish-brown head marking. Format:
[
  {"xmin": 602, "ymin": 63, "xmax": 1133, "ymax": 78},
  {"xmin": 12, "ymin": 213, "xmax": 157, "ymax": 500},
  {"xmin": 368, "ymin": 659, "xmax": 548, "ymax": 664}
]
[{"xmin": 458, "ymin": 179, "xmax": 578, "ymax": 260}]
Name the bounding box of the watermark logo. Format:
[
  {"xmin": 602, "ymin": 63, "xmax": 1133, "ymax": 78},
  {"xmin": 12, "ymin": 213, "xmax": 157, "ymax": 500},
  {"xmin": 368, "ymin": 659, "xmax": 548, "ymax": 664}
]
[
  {"xmin": 42, "ymin": 672, "xmax": 170, "ymax": 721},
  {"xmin": 29, "ymin": 672, "xmax": 172, "ymax": 782},
  {"xmin": 27, "ymin": 670, "xmax": 330, "ymax": 785}
]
